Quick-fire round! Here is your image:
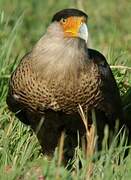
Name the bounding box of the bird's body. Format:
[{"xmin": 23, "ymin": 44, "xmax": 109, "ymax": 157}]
[{"xmin": 7, "ymin": 9, "xmax": 123, "ymax": 161}]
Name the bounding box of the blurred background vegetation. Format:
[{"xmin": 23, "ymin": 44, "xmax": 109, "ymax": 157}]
[
  {"xmin": 0, "ymin": 0, "xmax": 131, "ymax": 59},
  {"xmin": 0, "ymin": 0, "xmax": 131, "ymax": 179}
]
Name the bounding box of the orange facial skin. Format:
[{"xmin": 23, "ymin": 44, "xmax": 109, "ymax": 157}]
[{"xmin": 60, "ymin": 16, "xmax": 86, "ymax": 37}]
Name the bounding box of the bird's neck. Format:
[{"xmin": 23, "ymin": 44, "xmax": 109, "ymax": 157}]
[{"xmin": 31, "ymin": 26, "xmax": 88, "ymax": 84}]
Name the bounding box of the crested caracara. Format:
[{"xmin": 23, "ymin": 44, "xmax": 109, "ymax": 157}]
[{"xmin": 6, "ymin": 8, "xmax": 124, "ymax": 163}]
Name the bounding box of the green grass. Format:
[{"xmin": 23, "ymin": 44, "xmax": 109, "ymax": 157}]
[{"xmin": 0, "ymin": 0, "xmax": 131, "ymax": 179}]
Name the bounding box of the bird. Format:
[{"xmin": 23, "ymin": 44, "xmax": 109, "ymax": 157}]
[{"xmin": 6, "ymin": 8, "xmax": 124, "ymax": 164}]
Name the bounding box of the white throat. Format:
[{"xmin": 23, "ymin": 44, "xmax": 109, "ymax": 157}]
[{"xmin": 31, "ymin": 23, "xmax": 87, "ymax": 83}]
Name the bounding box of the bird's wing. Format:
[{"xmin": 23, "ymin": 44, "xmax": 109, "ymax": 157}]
[
  {"xmin": 6, "ymin": 52, "xmax": 38, "ymax": 124},
  {"xmin": 87, "ymin": 48, "xmax": 123, "ymax": 121}
]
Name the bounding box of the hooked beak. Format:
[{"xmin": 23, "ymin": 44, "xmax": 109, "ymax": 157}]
[{"xmin": 78, "ymin": 23, "xmax": 88, "ymax": 42}]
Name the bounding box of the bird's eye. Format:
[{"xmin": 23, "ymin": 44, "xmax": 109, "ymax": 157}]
[{"xmin": 61, "ymin": 18, "xmax": 67, "ymax": 24}]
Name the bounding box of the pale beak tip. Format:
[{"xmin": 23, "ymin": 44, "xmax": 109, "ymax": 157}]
[{"xmin": 79, "ymin": 23, "xmax": 88, "ymax": 42}]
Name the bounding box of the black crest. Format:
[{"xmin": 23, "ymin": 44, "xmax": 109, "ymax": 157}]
[{"xmin": 52, "ymin": 8, "xmax": 88, "ymax": 22}]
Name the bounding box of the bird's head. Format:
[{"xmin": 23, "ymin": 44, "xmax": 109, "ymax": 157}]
[{"xmin": 51, "ymin": 9, "xmax": 88, "ymax": 42}]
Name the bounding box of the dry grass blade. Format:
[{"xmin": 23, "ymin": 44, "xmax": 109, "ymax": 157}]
[
  {"xmin": 35, "ymin": 117, "xmax": 45, "ymax": 135},
  {"xmin": 78, "ymin": 105, "xmax": 97, "ymax": 180},
  {"xmin": 6, "ymin": 115, "xmax": 15, "ymax": 137},
  {"xmin": 86, "ymin": 124, "xmax": 96, "ymax": 157},
  {"xmin": 55, "ymin": 132, "xmax": 65, "ymax": 180},
  {"xmin": 86, "ymin": 124, "xmax": 96, "ymax": 180},
  {"xmin": 78, "ymin": 104, "xmax": 88, "ymax": 133},
  {"xmin": 110, "ymin": 65, "xmax": 131, "ymax": 71}
]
